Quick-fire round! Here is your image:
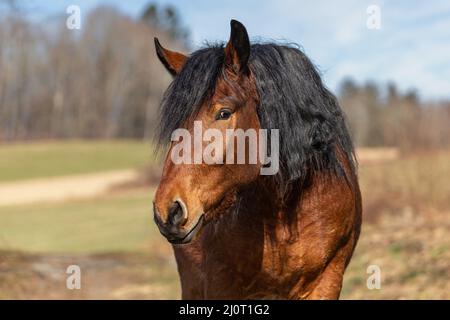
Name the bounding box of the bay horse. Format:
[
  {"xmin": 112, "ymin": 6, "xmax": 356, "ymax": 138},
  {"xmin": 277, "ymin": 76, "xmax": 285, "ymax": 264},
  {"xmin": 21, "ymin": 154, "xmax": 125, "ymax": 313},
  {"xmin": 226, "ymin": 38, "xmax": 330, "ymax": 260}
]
[{"xmin": 153, "ymin": 20, "xmax": 362, "ymax": 299}]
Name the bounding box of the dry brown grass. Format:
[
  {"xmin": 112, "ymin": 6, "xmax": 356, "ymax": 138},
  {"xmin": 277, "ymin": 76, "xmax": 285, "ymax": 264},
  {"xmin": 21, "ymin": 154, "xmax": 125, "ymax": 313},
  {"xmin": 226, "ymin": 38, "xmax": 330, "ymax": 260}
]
[
  {"xmin": 359, "ymin": 149, "xmax": 450, "ymax": 222},
  {"xmin": 341, "ymin": 149, "xmax": 450, "ymax": 299},
  {"xmin": 342, "ymin": 208, "xmax": 449, "ymax": 299},
  {"xmin": 0, "ymin": 249, "xmax": 180, "ymax": 300}
]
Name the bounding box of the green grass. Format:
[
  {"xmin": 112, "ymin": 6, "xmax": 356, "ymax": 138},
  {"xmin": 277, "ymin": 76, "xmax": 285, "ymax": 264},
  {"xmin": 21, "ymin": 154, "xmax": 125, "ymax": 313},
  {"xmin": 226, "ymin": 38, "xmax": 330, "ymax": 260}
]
[
  {"xmin": 0, "ymin": 140, "xmax": 155, "ymax": 182},
  {"xmin": 0, "ymin": 190, "xmax": 158, "ymax": 253}
]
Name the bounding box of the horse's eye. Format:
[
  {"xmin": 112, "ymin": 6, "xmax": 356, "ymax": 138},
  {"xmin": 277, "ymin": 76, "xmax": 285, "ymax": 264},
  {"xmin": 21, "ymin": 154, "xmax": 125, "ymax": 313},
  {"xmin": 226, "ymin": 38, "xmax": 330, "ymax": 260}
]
[{"xmin": 215, "ymin": 109, "xmax": 232, "ymax": 120}]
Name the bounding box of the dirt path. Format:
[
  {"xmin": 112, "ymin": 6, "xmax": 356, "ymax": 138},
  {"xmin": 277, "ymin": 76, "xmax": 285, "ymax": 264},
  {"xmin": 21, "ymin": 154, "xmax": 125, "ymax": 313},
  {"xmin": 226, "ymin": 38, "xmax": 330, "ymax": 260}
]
[
  {"xmin": 0, "ymin": 170, "xmax": 140, "ymax": 206},
  {"xmin": 356, "ymin": 147, "xmax": 399, "ymax": 163},
  {"xmin": 0, "ymin": 148, "xmax": 397, "ymax": 207}
]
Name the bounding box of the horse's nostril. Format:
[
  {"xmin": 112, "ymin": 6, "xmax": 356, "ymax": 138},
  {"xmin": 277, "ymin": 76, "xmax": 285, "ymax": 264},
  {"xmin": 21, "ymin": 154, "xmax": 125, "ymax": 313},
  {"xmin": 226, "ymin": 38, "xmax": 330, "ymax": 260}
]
[{"xmin": 168, "ymin": 200, "xmax": 187, "ymax": 226}]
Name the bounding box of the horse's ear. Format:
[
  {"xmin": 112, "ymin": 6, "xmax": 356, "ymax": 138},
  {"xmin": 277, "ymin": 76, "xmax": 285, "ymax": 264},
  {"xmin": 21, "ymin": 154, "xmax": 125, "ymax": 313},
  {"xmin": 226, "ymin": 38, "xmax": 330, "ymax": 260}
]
[
  {"xmin": 154, "ymin": 38, "xmax": 187, "ymax": 76},
  {"xmin": 224, "ymin": 20, "xmax": 250, "ymax": 75}
]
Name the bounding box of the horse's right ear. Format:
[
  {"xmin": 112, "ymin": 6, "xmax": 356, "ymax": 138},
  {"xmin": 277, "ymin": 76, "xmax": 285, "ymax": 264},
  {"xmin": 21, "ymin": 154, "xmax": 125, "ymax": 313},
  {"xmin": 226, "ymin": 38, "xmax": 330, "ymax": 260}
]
[{"xmin": 154, "ymin": 38, "xmax": 187, "ymax": 76}]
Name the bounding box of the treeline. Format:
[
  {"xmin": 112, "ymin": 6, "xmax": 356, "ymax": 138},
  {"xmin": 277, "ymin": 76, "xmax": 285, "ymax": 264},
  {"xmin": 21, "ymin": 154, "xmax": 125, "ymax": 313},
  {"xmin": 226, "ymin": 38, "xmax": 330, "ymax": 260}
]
[
  {"xmin": 339, "ymin": 79, "xmax": 450, "ymax": 150},
  {"xmin": 0, "ymin": 4, "xmax": 185, "ymax": 140},
  {"xmin": 0, "ymin": 4, "xmax": 449, "ymax": 150}
]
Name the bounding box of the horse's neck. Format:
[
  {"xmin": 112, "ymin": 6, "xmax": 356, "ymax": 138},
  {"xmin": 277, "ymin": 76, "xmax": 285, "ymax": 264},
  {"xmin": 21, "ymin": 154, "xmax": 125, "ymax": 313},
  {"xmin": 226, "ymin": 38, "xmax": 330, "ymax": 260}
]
[
  {"xmin": 212, "ymin": 176, "xmax": 304, "ymax": 239},
  {"xmin": 200, "ymin": 176, "xmax": 306, "ymax": 277},
  {"xmin": 237, "ymin": 175, "xmax": 305, "ymax": 218}
]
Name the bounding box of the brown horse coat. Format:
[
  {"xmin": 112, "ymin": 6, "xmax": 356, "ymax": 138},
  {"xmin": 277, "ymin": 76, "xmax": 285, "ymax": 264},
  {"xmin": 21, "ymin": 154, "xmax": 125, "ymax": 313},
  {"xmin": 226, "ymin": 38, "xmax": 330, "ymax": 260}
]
[{"xmin": 153, "ymin": 20, "xmax": 362, "ymax": 299}]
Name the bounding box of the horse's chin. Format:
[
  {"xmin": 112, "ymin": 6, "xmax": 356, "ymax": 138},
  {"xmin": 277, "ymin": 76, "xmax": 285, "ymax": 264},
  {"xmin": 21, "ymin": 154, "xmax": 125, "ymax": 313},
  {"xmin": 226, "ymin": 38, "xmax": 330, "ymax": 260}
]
[{"xmin": 169, "ymin": 214, "xmax": 205, "ymax": 245}]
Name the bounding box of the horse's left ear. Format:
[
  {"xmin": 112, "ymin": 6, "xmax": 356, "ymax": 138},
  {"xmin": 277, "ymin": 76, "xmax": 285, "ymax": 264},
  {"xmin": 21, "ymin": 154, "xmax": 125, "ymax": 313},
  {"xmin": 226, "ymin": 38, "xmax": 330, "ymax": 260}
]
[
  {"xmin": 224, "ymin": 20, "xmax": 250, "ymax": 75},
  {"xmin": 154, "ymin": 38, "xmax": 188, "ymax": 76}
]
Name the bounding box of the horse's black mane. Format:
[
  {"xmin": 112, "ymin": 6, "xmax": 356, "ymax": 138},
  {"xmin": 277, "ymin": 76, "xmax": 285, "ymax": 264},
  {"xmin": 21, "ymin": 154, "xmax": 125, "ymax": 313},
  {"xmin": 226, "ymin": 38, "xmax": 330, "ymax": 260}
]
[{"xmin": 157, "ymin": 42, "xmax": 356, "ymax": 184}]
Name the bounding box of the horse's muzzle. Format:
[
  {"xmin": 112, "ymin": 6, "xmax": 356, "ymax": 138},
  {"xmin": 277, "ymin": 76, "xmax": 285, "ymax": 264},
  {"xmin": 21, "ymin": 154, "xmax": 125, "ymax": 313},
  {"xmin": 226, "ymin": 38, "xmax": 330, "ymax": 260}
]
[{"xmin": 153, "ymin": 201, "xmax": 204, "ymax": 245}]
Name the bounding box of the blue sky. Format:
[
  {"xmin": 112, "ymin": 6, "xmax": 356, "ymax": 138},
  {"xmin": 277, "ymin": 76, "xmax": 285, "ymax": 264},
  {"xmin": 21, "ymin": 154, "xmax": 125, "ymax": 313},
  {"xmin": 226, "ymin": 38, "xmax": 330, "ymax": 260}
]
[{"xmin": 10, "ymin": 0, "xmax": 450, "ymax": 100}]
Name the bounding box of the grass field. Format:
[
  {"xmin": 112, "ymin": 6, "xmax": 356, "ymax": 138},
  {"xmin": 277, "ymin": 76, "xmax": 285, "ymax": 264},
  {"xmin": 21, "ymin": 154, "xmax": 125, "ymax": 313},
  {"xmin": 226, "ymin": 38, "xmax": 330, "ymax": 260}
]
[
  {"xmin": 0, "ymin": 140, "xmax": 154, "ymax": 182},
  {"xmin": 0, "ymin": 141, "xmax": 448, "ymax": 299},
  {"xmin": 359, "ymin": 150, "xmax": 450, "ymax": 220},
  {"xmin": 0, "ymin": 189, "xmax": 181, "ymax": 299},
  {"xmin": 0, "ymin": 190, "xmax": 156, "ymax": 253},
  {"xmin": 342, "ymin": 208, "xmax": 449, "ymax": 299}
]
